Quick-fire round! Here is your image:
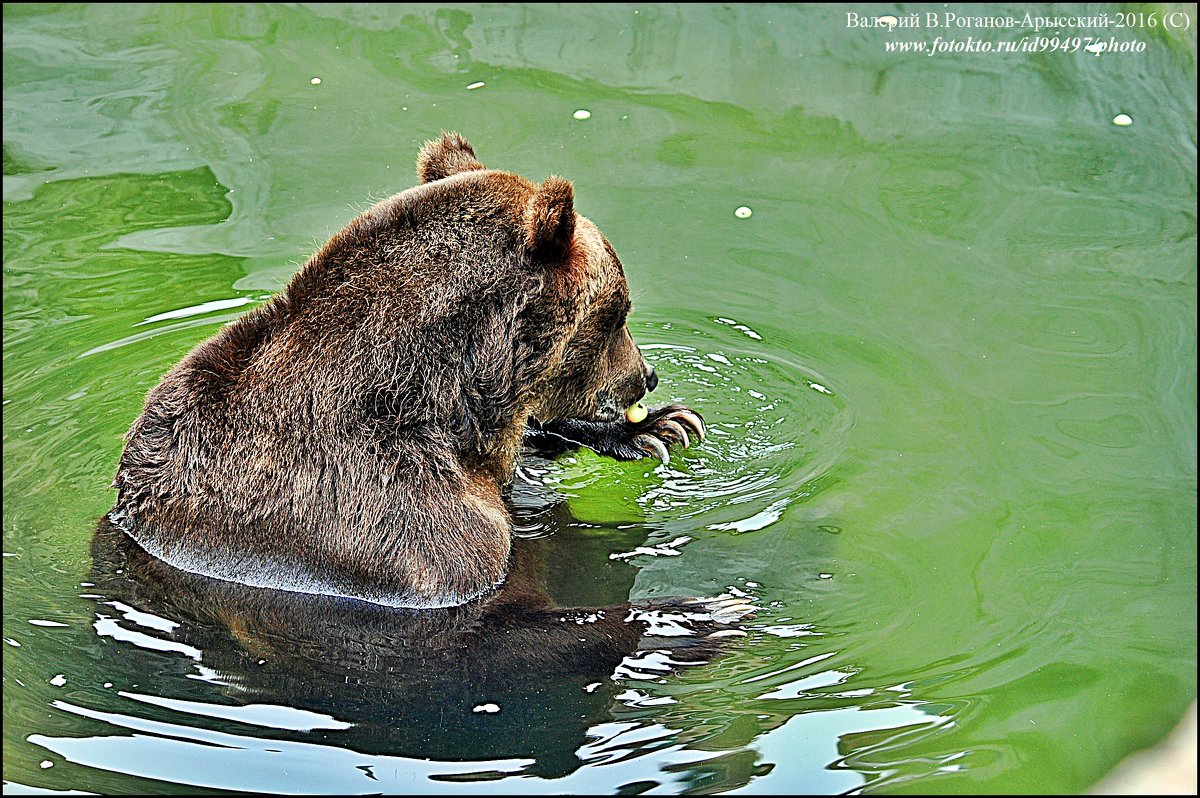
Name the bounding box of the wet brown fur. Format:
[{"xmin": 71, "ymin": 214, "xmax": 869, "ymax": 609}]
[{"xmin": 111, "ymin": 132, "xmax": 652, "ymax": 608}]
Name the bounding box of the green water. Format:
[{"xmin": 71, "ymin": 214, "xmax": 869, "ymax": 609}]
[{"xmin": 3, "ymin": 4, "xmax": 1195, "ymax": 794}]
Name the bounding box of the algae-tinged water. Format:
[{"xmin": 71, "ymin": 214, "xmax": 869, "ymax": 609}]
[{"xmin": 3, "ymin": 4, "xmax": 1196, "ymax": 794}]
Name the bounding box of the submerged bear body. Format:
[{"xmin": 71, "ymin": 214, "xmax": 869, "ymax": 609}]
[{"xmin": 111, "ymin": 133, "xmax": 704, "ymax": 608}]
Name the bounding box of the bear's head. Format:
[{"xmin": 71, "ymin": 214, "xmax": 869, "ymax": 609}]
[{"xmin": 411, "ymin": 132, "xmax": 657, "ymax": 435}]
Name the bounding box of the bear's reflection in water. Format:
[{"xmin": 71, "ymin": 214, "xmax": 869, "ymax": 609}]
[{"xmin": 87, "ymin": 480, "xmax": 749, "ymax": 778}]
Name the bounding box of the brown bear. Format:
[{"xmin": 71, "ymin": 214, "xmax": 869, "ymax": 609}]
[{"xmin": 110, "ymin": 131, "xmax": 706, "ymax": 609}]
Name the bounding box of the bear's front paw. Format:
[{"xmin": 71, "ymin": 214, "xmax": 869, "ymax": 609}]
[
  {"xmin": 627, "ymin": 404, "xmax": 706, "ymax": 464},
  {"xmin": 525, "ymin": 406, "xmax": 706, "ymax": 464}
]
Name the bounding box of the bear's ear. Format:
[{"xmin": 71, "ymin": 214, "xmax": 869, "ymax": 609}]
[
  {"xmin": 524, "ymin": 176, "xmax": 576, "ymax": 265},
  {"xmin": 416, "ymin": 131, "xmax": 486, "ymax": 183}
]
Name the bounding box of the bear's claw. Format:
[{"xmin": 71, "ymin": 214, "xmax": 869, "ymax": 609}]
[
  {"xmin": 634, "ymin": 434, "xmax": 671, "ymax": 464},
  {"xmin": 668, "ymin": 408, "xmax": 706, "ymax": 442},
  {"xmin": 686, "ymin": 594, "xmax": 757, "ymax": 622},
  {"xmin": 659, "ymin": 419, "xmax": 690, "ymax": 448}
]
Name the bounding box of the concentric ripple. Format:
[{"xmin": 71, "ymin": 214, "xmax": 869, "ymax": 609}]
[{"xmin": 512, "ymin": 314, "xmax": 851, "ymax": 540}]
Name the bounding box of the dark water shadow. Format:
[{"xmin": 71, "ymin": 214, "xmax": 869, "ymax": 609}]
[{"xmin": 84, "ymin": 480, "xmax": 747, "ymax": 780}]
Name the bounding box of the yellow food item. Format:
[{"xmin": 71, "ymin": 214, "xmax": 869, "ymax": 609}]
[{"xmin": 624, "ymin": 402, "xmax": 648, "ymax": 424}]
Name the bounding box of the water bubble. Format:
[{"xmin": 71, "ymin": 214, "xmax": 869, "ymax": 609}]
[
  {"xmin": 473, "ymin": 702, "xmax": 501, "ymax": 713},
  {"xmin": 466, "ymin": 81, "xmax": 485, "ymax": 90},
  {"xmin": 734, "ymin": 206, "xmax": 753, "ymax": 219},
  {"xmin": 573, "ymin": 109, "xmax": 592, "ymax": 120},
  {"xmin": 1112, "ymin": 113, "xmax": 1133, "ymax": 126},
  {"xmin": 309, "ymin": 77, "xmax": 321, "ymax": 85}
]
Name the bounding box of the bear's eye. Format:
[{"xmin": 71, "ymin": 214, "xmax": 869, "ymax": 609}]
[
  {"xmin": 614, "ymin": 307, "xmax": 632, "ymax": 339},
  {"xmin": 595, "ymin": 299, "xmax": 630, "ymax": 337},
  {"xmin": 617, "ymin": 303, "xmax": 631, "ymax": 328}
]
